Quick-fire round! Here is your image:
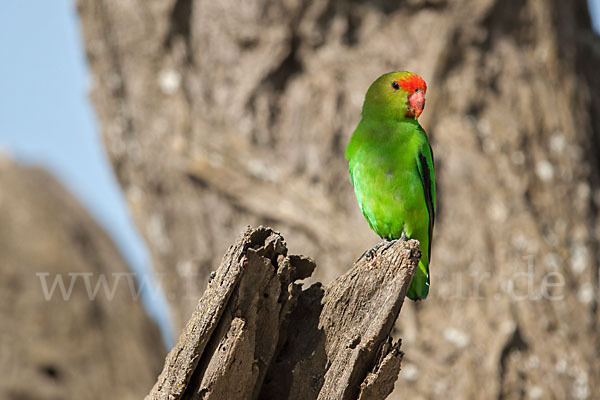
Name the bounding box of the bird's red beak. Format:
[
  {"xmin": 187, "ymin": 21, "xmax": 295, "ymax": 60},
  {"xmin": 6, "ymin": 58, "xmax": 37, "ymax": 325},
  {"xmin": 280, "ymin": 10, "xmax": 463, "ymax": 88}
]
[{"xmin": 407, "ymin": 90, "xmax": 425, "ymax": 119}]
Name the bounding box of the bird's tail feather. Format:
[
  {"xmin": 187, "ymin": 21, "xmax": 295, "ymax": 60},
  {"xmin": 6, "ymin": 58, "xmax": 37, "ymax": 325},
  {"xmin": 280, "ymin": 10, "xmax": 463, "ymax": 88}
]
[{"xmin": 406, "ymin": 259, "xmax": 429, "ymax": 300}]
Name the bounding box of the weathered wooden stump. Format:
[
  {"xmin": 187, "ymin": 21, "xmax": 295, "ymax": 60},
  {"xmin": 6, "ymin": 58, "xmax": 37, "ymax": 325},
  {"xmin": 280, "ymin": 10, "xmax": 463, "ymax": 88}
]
[{"xmin": 147, "ymin": 226, "xmax": 420, "ymax": 400}]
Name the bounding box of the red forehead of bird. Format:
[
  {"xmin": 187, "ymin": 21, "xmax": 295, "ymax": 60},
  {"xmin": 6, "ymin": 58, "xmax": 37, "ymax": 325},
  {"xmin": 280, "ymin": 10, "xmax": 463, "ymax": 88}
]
[{"xmin": 397, "ymin": 74, "xmax": 427, "ymax": 93}]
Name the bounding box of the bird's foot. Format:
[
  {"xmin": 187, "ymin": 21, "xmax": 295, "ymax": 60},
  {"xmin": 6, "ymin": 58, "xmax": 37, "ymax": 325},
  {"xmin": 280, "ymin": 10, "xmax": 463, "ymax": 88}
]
[
  {"xmin": 380, "ymin": 233, "xmax": 408, "ymax": 255},
  {"xmin": 380, "ymin": 240, "xmax": 397, "ymax": 255},
  {"xmin": 359, "ymin": 233, "xmax": 409, "ymax": 263},
  {"xmin": 365, "ymin": 247, "xmax": 378, "ymax": 261},
  {"xmin": 359, "ymin": 240, "xmax": 388, "ymax": 262}
]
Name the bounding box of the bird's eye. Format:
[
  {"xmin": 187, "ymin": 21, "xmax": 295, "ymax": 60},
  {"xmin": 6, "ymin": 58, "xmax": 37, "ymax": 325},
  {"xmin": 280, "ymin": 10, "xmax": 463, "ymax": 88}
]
[{"xmin": 391, "ymin": 81, "xmax": 400, "ymax": 90}]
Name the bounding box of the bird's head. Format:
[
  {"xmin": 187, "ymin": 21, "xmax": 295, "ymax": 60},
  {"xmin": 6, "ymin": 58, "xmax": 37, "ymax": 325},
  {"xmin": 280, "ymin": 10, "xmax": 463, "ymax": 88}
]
[{"xmin": 362, "ymin": 71, "xmax": 427, "ymax": 121}]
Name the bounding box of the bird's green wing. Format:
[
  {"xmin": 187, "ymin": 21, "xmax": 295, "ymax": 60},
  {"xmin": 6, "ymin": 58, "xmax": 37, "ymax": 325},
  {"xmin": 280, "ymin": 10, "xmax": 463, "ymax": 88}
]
[{"xmin": 416, "ymin": 138, "xmax": 436, "ymax": 263}]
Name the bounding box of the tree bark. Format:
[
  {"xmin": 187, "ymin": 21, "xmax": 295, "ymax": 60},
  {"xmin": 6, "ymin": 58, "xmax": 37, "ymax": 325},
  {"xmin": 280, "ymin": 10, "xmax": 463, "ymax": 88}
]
[
  {"xmin": 77, "ymin": 0, "xmax": 600, "ymax": 397},
  {"xmin": 147, "ymin": 227, "xmax": 419, "ymax": 400}
]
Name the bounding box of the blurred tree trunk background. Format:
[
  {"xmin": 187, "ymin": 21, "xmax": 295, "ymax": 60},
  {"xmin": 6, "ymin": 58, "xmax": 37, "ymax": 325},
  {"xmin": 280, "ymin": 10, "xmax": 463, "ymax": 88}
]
[
  {"xmin": 77, "ymin": 0, "xmax": 600, "ymax": 398},
  {"xmin": 0, "ymin": 158, "xmax": 165, "ymax": 399}
]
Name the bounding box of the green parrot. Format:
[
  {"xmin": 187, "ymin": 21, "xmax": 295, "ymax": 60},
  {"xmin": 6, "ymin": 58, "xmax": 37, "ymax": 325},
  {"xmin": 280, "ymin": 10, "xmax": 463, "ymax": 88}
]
[{"xmin": 345, "ymin": 71, "xmax": 436, "ymax": 300}]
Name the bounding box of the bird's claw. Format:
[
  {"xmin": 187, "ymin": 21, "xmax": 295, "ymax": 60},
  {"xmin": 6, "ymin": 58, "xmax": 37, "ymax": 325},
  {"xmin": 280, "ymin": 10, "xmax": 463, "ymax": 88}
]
[
  {"xmin": 365, "ymin": 247, "xmax": 377, "ymax": 261},
  {"xmin": 359, "ymin": 233, "xmax": 408, "ymax": 263},
  {"xmin": 379, "ymin": 233, "xmax": 408, "ymax": 256},
  {"xmin": 380, "ymin": 240, "xmax": 396, "ymax": 255},
  {"xmin": 359, "ymin": 240, "xmax": 387, "ymax": 262}
]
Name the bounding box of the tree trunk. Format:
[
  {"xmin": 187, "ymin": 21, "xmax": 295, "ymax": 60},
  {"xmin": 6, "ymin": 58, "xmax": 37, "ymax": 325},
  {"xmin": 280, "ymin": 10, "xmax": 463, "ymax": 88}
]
[
  {"xmin": 147, "ymin": 227, "xmax": 419, "ymax": 399},
  {"xmin": 77, "ymin": 0, "xmax": 600, "ymax": 397}
]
